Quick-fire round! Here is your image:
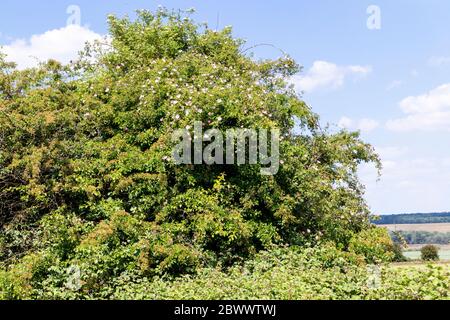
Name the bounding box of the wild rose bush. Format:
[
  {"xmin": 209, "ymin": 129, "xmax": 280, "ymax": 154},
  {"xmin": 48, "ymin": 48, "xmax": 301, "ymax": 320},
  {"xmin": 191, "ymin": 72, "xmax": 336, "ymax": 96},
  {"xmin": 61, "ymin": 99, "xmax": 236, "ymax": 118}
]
[{"xmin": 0, "ymin": 9, "xmax": 388, "ymax": 299}]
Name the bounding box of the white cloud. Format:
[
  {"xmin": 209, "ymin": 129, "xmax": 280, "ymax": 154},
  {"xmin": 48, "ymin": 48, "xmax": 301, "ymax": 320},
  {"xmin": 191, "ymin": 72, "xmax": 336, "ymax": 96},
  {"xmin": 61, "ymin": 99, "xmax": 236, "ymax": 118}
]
[
  {"xmin": 338, "ymin": 116, "xmax": 379, "ymax": 133},
  {"xmin": 2, "ymin": 25, "xmax": 103, "ymax": 69},
  {"xmin": 386, "ymin": 83, "xmax": 450, "ymax": 132},
  {"xmin": 291, "ymin": 60, "xmax": 372, "ymax": 93},
  {"xmin": 358, "ymin": 118, "xmax": 380, "ymax": 132},
  {"xmin": 428, "ymin": 56, "xmax": 450, "ymax": 67}
]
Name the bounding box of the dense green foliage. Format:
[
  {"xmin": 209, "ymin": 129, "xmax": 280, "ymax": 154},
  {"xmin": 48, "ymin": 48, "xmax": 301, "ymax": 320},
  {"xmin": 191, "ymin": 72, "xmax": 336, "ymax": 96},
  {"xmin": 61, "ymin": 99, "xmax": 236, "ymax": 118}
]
[
  {"xmin": 0, "ymin": 9, "xmax": 396, "ymax": 299},
  {"xmin": 421, "ymin": 245, "xmax": 440, "ymax": 262},
  {"xmin": 348, "ymin": 228, "xmax": 394, "ymax": 264},
  {"xmin": 391, "ymin": 231, "xmax": 450, "ymax": 245},
  {"xmin": 375, "ymin": 213, "xmax": 450, "ymax": 225}
]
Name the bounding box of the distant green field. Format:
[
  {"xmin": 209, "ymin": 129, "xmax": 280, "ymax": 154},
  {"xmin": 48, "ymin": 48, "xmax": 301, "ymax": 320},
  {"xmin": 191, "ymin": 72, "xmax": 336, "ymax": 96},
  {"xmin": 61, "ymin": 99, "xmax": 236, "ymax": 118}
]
[
  {"xmin": 375, "ymin": 212, "xmax": 450, "ymax": 225},
  {"xmin": 404, "ymin": 249, "xmax": 450, "ymax": 261}
]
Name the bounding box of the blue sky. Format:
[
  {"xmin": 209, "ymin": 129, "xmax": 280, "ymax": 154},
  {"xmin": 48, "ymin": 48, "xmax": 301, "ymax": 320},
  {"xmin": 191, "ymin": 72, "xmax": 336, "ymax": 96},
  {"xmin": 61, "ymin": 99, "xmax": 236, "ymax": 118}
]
[{"xmin": 1, "ymin": 0, "xmax": 450, "ymax": 214}]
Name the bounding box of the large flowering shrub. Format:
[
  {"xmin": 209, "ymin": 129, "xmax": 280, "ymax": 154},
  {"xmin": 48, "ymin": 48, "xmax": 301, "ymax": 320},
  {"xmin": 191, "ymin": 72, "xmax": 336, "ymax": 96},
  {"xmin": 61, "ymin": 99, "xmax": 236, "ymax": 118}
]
[{"xmin": 0, "ymin": 9, "xmax": 386, "ymax": 298}]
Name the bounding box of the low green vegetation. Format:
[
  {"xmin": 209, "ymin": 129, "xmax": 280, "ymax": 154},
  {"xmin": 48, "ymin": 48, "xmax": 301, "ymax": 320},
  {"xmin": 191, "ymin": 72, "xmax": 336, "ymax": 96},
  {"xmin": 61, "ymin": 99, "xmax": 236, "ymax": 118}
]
[
  {"xmin": 111, "ymin": 246, "xmax": 450, "ymax": 300},
  {"xmin": 1, "ymin": 245, "xmax": 449, "ymax": 300}
]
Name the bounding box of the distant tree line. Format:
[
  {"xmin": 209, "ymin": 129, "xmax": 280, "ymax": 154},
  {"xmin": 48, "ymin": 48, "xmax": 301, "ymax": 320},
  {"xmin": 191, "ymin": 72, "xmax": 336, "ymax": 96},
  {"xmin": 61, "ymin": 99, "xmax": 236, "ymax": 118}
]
[
  {"xmin": 390, "ymin": 231, "xmax": 450, "ymax": 245},
  {"xmin": 374, "ymin": 212, "xmax": 450, "ymax": 225}
]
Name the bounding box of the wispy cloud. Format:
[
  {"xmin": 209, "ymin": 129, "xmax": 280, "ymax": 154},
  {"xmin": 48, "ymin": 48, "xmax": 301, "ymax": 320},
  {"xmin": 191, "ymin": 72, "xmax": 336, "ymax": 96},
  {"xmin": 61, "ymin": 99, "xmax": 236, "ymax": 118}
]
[
  {"xmin": 386, "ymin": 80, "xmax": 403, "ymax": 91},
  {"xmin": 428, "ymin": 56, "xmax": 450, "ymax": 67},
  {"xmin": 410, "ymin": 69, "xmax": 419, "ymax": 78},
  {"xmin": 338, "ymin": 116, "xmax": 379, "ymax": 133},
  {"xmin": 375, "ymin": 146, "xmax": 409, "ymax": 160},
  {"xmin": 360, "ymin": 156, "xmax": 450, "ymax": 213}
]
